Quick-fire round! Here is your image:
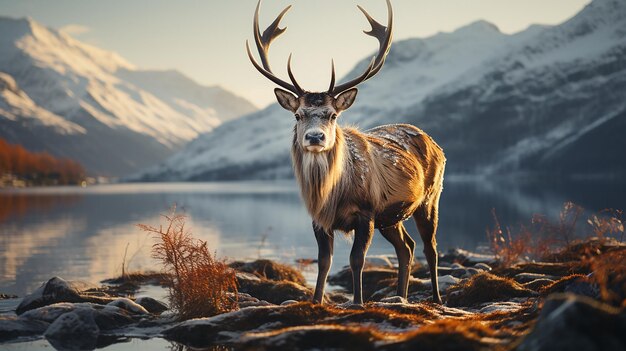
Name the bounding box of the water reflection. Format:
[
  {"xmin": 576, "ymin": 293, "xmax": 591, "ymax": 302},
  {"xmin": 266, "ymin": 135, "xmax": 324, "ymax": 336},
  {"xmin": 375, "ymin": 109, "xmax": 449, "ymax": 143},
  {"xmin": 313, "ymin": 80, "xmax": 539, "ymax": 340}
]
[{"xmin": 0, "ymin": 179, "xmax": 624, "ymax": 296}]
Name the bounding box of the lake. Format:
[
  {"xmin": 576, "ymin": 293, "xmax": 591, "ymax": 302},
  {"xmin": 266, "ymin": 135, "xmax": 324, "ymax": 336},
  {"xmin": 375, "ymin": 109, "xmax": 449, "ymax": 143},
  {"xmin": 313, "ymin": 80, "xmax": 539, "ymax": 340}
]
[{"xmin": 1, "ymin": 178, "xmax": 625, "ymax": 297}]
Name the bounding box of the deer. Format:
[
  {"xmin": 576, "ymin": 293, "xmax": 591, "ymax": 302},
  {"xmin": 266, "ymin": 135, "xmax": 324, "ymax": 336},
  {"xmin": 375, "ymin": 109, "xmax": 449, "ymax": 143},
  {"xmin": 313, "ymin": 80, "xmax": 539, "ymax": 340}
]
[{"xmin": 246, "ymin": 0, "xmax": 446, "ymax": 305}]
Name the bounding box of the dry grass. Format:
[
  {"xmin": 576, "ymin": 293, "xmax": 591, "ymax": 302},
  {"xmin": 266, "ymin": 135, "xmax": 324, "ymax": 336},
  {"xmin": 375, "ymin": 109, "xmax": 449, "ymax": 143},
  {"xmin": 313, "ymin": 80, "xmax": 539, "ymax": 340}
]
[
  {"xmin": 446, "ymin": 272, "xmax": 536, "ymax": 307},
  {"xmin": 139, "ymin": 207, "xmax": 238, "ymax": 320},
  {"xmin": 487, "ymin": 202, "xmax": 624, "ymax": 267},
  {"xmin": 486, "ymin": 209, "xmax": 554, "ymax": 267},
  {"xmin": 586, "ymin": 249, "xmax": 626, "ymax": 307}
]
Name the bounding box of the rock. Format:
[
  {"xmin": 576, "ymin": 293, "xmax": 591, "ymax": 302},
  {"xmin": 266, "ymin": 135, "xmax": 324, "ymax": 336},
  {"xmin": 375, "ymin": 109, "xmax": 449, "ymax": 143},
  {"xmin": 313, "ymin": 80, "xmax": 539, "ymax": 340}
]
[
  {"xmin": 0, "ymin": 316, "xmax": 49, "ymax": 341},
  {"xmin": 107, "ymin": 298, "xmax": 149, "ymax": 315},
  {"xmin": 236, "ymin": 292, "xmax": 271, "ymax": 308},
  {"xmin": 466, "ymin": 268, "xmax": 481, "ymax": 277},
  {"xmin": 21, "ymin": 302, "xmax": 136, "ymax": 330},
  {"xmin": 438, "ymin": 275, "xmax": 461, "ymax": 292},
  {"xmin": 540, "ymin": 275, "xmax": 599, "ymax": 299},
  {"xmin": 516, "ymin": 293, "xmax": 626, "ymax": 351},
  {"xmin": 328, "ymin": 267, "xmax": 397, "ymax": 300},
  {"xmin": 450, "ymin": 263, "xmax": 465, "ymax": 270},
  {"xmin": 0, "ymin": 293, "xmax": 18, "ymax": 299},
  {"xmin": 236, "ymin": 272, "xmax": 312, "ymax": 304},
  {"xmin": 474, "ymin": 263, "xmax": 492, "ymax": 271},
  {"xmin": 20, "ymin": 303, "xmax": 76, "ymax": 323},
  {"xmin": 496, "ymin": 262, "xmax": 583, "ymax": 278},
  {"xmin": 447, "ymin": 272, "xmax": 536, "ymax": 307},
  {"xmin": 441, "ymin": 248, "xmax": 496, "ymax": 265},
  {"xmin": 16, "ymin": 277, "xmax": 112, "ymax": 315},
  {"xmin": 450, "ymin": 268, "xmax": 469, "ymax": 278},
  {"xmin": 281, "ymin": 300, "xmax": 299, "ymax": 306},
  {"xmin": 44, "ymin": 309, "xmax": 100, "ymax": 350},
  {"xmin": 370, "ymin": 277, "xmax": 431, "ymax": 301},
  {"xmin": 230, "ymin": 259, "xmax": 306, "ymax": 285},
  {"xmin": 435, "ymin": 266, "xmax": 453, "ymax": 277},
  {"xmin": 164, "ymin": 304, "xmax": 321, "ymax": 347},
  {"xmin": 365, "ymin": 255, "xmax": 394, "ymax": 268},
  {"xmin": 135, "ymin": 296, "xmax": 168, "ymax": 314},
  {"xmin": 91, "ymin": 305, "xmax": 139, "ymax": 330},
  {"xmin": 379, "ymin": 296, "xmax": 407, "ymax": 304},
  {"xmin": 478, "ymin": 301, "xmax": 525, "ymax": 314},
  {"xmin": 239, "ymin": 300, "xmax": 273, "ymax": 308},
  {"xmin": 514, "ymin": 273, "xmax": 558, "ymax": 284},
  {"xmin": 239, "ymin": 325, "xmax": 378, "ymax": 350}
]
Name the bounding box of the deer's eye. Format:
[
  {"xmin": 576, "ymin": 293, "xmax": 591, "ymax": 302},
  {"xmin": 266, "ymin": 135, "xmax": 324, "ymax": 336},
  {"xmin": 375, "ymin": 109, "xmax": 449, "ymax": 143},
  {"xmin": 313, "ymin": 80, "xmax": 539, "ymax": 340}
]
[{"xmin": 295, "ymin": 114, "xmax": 301, "ymax": 121}]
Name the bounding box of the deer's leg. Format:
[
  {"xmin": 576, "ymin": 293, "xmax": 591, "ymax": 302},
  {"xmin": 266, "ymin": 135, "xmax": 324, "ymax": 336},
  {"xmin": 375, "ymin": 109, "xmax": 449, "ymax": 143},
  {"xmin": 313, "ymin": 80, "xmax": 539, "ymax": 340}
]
[
  {"xmin": 350, "ymin": 214, "xmax": 375, "ymax": 305},
  {"xmin": 313, "ymin": 222, "xmax": 334, "ymax": 304},
  {"xmin": 379, "ymin": 223, "xmax": 414, "ymax": 299},
  {"xmin": 413, "ymin": 199, "xmax": 443, "ymax": 304}
]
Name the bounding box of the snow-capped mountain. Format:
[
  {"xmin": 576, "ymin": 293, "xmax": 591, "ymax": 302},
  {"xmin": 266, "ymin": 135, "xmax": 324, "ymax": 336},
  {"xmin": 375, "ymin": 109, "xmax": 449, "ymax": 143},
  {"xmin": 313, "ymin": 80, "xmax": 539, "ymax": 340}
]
[
  {"xmin": 136, "ymin": 0, "xmax": 626, "ymax": 181},
  {"xmin": 0, "ymin": 16, "xmax": 256, "ymax": 176}
]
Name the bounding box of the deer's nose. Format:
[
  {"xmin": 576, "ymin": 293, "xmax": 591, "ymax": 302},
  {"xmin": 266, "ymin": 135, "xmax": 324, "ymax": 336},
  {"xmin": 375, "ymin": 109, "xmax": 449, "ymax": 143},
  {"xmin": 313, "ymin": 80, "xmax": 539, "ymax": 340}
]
[{"xmin": 305, "ymin": 132, "xmax": 325, "ymax": 144}]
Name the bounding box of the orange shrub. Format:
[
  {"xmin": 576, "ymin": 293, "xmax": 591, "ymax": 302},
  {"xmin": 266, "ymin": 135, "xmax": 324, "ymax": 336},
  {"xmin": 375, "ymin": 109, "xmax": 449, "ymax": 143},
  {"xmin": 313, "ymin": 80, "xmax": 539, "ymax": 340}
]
[{"xmin": 138, "ymin": 207, "xmax": 238, "ymax": 320}]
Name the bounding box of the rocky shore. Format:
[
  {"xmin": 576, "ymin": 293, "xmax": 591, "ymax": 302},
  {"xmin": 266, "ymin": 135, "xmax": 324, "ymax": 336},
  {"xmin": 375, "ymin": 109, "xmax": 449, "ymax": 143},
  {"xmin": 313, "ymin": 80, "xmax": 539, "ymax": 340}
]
[{"xmin": 1, "ymin": 238, "xmax": 625, "ymax": 350}]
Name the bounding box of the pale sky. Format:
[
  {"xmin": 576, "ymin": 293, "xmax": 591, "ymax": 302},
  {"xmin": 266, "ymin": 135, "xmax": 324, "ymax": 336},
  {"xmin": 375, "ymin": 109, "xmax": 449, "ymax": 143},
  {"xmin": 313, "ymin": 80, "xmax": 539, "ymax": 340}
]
[{"xmin": 0, "ymin": 0, "xmax": 591, "ymax": 108}]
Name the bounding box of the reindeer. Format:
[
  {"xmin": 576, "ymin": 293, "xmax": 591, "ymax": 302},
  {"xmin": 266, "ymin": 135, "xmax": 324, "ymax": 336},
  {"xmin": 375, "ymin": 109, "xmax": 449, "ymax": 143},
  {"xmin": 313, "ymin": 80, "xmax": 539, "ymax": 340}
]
[{"xmin": 246, "ymin": 0, "xmax": 446, "ymax": 304}]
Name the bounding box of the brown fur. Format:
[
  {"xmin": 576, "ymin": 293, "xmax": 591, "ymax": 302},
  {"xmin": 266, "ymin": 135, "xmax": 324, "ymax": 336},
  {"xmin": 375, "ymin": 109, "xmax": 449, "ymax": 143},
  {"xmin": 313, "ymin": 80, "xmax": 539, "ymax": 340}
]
[{"xmin": 292, "ymin": 123, "xmax": 445, "ymax": 234}]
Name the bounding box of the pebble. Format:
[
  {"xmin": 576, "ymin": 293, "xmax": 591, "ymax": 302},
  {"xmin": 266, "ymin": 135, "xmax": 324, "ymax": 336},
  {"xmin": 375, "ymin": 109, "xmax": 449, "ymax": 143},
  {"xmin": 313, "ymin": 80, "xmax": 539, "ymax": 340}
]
[
  {"xmin": 474, "ymin": 263, "xmax": 492, "ymax": 271},
  {"xmin": 466, "ymin": 268, "xmax": 481, "ymax": 277}
]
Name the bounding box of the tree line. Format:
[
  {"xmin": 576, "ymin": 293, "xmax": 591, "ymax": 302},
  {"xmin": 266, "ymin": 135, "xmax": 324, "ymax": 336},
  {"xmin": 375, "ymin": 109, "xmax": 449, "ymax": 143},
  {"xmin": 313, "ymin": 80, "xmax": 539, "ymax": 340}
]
[{"xmin": 0, "ymin": 138, "xmax": 85, "ymax": 186}]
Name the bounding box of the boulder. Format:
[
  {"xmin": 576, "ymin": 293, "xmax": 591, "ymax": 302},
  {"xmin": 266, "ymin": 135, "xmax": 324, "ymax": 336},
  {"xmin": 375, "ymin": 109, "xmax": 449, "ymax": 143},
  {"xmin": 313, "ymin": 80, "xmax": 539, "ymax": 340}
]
[
  {"xmin": 441, "ymin": 248, "xmax": 496, "ymax": 265},
  {"xmin": 447, "ymin": 272, "xmax": 536, "ymax": 307},
  {"xmin": 239, "ymin": 325, "xmax": 378, "ymax": 351},
  {"xmin": 20, "ymin": 302, "xmax": 77, "ymax": 323},
  {"xmin": 365, "ymin": 255, "xmax": 394, "ymax": 268},
  {"xmin": 473, "ymin": 263, "xmax": 492, "ymax": 271},
  {"xmin": 0, "ymin": 316, "xmax": 49, "ymax": 341},
  {"xmin": 230, "ymin": 259, "xmax": 306, "ymax": 285},
  {"xmin": 16, "ymin": 277, "xmax": 112, "ymax": 315},
  {"xmin": 135, "ymin": 296, "xmax": 168, "ymax": 314},
  {"xmin": 516, "ymin": 293, "xmax": 626, "ymax": 351},
  {"xmin": 23, "ymin": 303, "xmax": 137, "ymax": 330},
  {"xmin": 328, "ymin": 266, "xmax": 397, "ymax": 300},
  {"xmin": 107, "ymin": 298, "xmax": 149, "ymax": 315},
  {"xmin": 44, "ymin": 309, "xmax": 99, "ymax": 350},
  {"xmin": 163, "ymin": 304, "xmax": 316, "ymax": 348},
  {"xmin": 496, "ymin": 262, "xmax": 584, "ymax": 278},
  {"xmin": 540, "ymin": 275, "xmax": 599, "ymax": 299},
  {"xmin": 236, "ymin": 272, "xmax": 312, "ymax": 304}
]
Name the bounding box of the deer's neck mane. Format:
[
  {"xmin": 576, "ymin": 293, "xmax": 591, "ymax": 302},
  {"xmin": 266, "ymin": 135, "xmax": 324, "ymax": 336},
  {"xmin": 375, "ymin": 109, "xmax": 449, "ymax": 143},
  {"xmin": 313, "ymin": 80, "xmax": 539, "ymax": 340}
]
[{"xmin": 292, "ymin": 127, "xmax": 347, "ymax": 231}]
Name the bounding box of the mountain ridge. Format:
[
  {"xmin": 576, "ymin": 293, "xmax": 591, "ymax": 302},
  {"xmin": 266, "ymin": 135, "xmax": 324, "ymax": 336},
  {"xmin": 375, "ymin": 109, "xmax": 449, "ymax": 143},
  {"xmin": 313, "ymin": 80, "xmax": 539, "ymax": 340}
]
[
  {"xmin": 134, "ymin": 0, "xmax": 626, "ymax": 181},
  {"xmin": 0, "ymin": 16, "xmax": 257, "ymax": 176}
]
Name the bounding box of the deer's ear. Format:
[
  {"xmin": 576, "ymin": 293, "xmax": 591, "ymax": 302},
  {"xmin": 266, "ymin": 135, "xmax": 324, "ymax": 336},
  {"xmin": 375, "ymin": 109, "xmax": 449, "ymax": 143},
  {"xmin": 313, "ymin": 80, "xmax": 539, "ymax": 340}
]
[
  {"xmin": 274, "ymin": 88, "xmax": 299, "ymax": 112},
  {"xmin": 334, "ymin": 88, "xmax": 358, "ymax": 112}
]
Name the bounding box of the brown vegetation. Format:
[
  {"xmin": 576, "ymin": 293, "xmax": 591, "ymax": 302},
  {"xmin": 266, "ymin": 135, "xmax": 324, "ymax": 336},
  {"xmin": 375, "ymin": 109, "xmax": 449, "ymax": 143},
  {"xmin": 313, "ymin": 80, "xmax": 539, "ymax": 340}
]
[
  {"xmin": 446, "ymin": 272, "xmax": 536, "ymax": 307},
  {"xmin": 487, "ymin": 202, "xmax": 624, "ymax": 266},
  {"xmin": 230, "ymin": 259, "xmax": 306, "ymax": 285},
  {"xmin": 586, "ymin": 249, "xmax": 626, "ymax": 306},
  {"xmin": 0, "ymin": 138, "xmax": 85, "ymax": 186},
  {"xmin": 138, "ymin": 207, "xmax": 238, "ymax": 320}
]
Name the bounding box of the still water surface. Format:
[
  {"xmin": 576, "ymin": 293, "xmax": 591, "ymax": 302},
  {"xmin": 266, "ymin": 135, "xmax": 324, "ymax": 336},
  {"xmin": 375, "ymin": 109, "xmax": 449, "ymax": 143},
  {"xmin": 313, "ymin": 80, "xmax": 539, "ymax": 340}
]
[{"xmin": 1, "ymin": 178, "xmax": 625, "ymax": 297}]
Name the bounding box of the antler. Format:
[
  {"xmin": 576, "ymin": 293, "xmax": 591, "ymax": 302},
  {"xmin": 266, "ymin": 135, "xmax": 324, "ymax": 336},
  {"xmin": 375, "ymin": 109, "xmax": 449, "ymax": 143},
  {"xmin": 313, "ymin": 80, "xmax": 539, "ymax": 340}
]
[
  {"xmin": 328, "ymin": 0, "xmax": 393, "ymax": 96},
  {"xmin": 246, "ymin": 0, "xmax": 304, "ymax": 96}
]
